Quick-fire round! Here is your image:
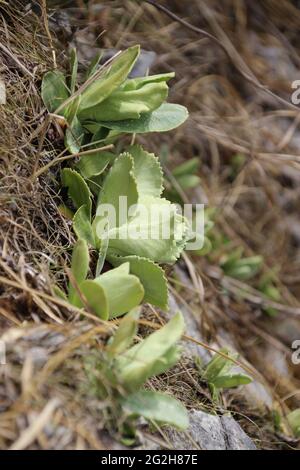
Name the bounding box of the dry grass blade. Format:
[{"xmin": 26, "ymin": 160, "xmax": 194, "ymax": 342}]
[{"xmin": 9, "ymin": 398, "xmax": 61, "ymax": 450}]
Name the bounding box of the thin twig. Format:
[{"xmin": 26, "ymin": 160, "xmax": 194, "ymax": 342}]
[
  {"xmin": 33, "ymin": 143, "xmax": 114, "ymax": 179},
  {"xmin": 40, "ymin": 0, "xmax": 56, "ymax": 68},
  {"xmin": 0, "ymin": 41, "xmax": 34, "ymax": 78}
]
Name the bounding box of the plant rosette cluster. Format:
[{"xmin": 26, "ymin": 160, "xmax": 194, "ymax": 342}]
[
  {"xmin": 42, "ymin": 45, "xmax": 191, "ymax": 433},
  {"xmin": 59, "ymin": 144, "xmax": 191, "ymax": 317},
  {"xmin": 42, "ymin": 46, "xmax": 191, "ymax": 317},
  {"xmin": 86, "ymin": 309, "xmax": 189, "ymax": 436},
  {"xmin": 201, "ymin": 348, "xmax": 252, "ymax": 402},
  {"xmin": 42, "ymin": 45, "xmax": 188, "ymax": 153}
]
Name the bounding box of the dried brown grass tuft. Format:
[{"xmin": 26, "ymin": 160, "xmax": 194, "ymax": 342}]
[{"xmin": 0, "ymin": 1, "xmax": 75, "ymax": 324}]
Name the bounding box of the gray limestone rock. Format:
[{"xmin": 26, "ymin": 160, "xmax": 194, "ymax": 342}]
[{"xmin": 167, "ymin": 409, "xmax": 256, "ymax": 450}]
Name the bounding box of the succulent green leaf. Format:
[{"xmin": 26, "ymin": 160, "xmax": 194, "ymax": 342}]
[
  {"xmin": 87, "ymin": 174, "xmax": 104, "ymax": 196},
  {"xmin": 70, "ymin": 239, "xmax": 89, "ymax": 284},
  {"xmin": 122, "ymin": 390, "xmax": 189, "ymax": 430},
  {"xmin": 78, "ymin": 80, "xmax": 169, "ymax": 122},
  {"xmin": 212, "ymin": 374, "xmax": 252, "ymax": 389},
  {"xmin": 85, "ymin": 103, "xmax": 188, "ymax": 134},
  {"xmin": 237, "ymin": 255, "xmax": 263, "ymax": 270},
  {"xmin": 108, "ymin": 254, "xmax": 168, "ymax": 310},
  {"xmin": 58, "ymin": 204, "xmax": 74, "ymax": 220},
  {"xmin": 122, "ymin": 72, "xmax": 175, "ymax": 90},
  {"xmin": 172, "ymin": 157, "xmax": 200, "ymax": 177},
  {"xmin": 128, "ymin": 145, "xmax": 163, "ymax": 198},
  {"xmin": 64, "ymin": 116, "xmax": 85, "ymax": 153},
  {"xmin": 97, "ymin": 153, "xmax": 138, "ymax": 228},
  {"xmin": 79, "ymin": 45, "xmax": 140, "ymax": 111},
  {"xmin": 149, "ymin": 345, "xmax": 182, "ymax": 377},
  {"xmin": 76, "ymin": 151, "xmax": 114, "ymax": 179},
  {"xmin": 220, "ymin": 247, "xmax": 243, "ymax": 270},
  {"xmin": 107, "ymin": 196, "xmax": 189, "ymax": 263},
  {"xmin": 77, "ymin": 279, "xmax": 108, "ymax": 319},
  {"xmin": 73, "ymin": 205, "xmax": 96, "ymax": 247},
  {"xmin": 223, "ymin": 256, "xmax": 263, "ymax": 280},
  {"xmin": 115, "ymin": 312, "xmax": 185, "ymax": 391},
  {"xmin": 61, "ymin": 168, "xmax": 92, "ymax": 215},
  {"xmin": 203, "ymin": 349, "xmax": 252, "ymax": 392},
  {"xmin": 91, "ymin": 126, "xmax": 110, "ymax": 144},
  {"xmin": 69, "ymin": 48, "xmax": 78, "ymax": 95},
  {"xmin": 204, "ymin": 349, "xmax": 237, "ymax": 382},
  {"xmin": 64, "ymin": 95, "xmax": 81, "ymax": 125},
  {"xmin": 194, "ymin": 236, "xmax": 212, "ymax": 256},
  {"xmin": 95, "ymin": 219, "xmax": 109, "ymax": 276},
  {"xmin": 106, "ymin": 307, "xmax": 140, "ymax": 358},
  {"xmin": 94, "ymin": 263, "xmax": 144, "ymax": 318},
  {"xmin": 175, "ymin": 174, "xmax": 201, "ymax": 190},
  {"xmin": 68, "ymin": 239, "xmax": 89, "ymax": 303},
  {"xmin": 41, "ymin": 70, "xmax": 69, "ymax": 113},
  {"xmin": 85, "ymin": 51, "xmax": 103, "ymax": 81},
  {"xmin": 53, "ymin": 285, "xmax": 68, "ymax": 301},
  {"xmin": 287, "ymin": 409, "xmax": 300, "ymax": 437}
]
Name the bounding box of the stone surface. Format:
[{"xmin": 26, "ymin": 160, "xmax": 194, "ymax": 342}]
[
  {"xmin": 167, "ymin": 409, "xmax": 256, "ymax": 450},
  {"xmin": 220, "ymin": 415, "xmax": 257, "ymax": 450},
  {"xmin": 166, "ymin": 270, "xmax": 258, "ymax": 450}
]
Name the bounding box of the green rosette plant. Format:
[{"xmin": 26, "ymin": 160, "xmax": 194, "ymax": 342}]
[
  {"xmin": 42, "ymin": 45, "xmax": 191, "ymax": 314},
  {"xmin": 42, "ymin": 46, "xmax": 191, "ymax": 435}
]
